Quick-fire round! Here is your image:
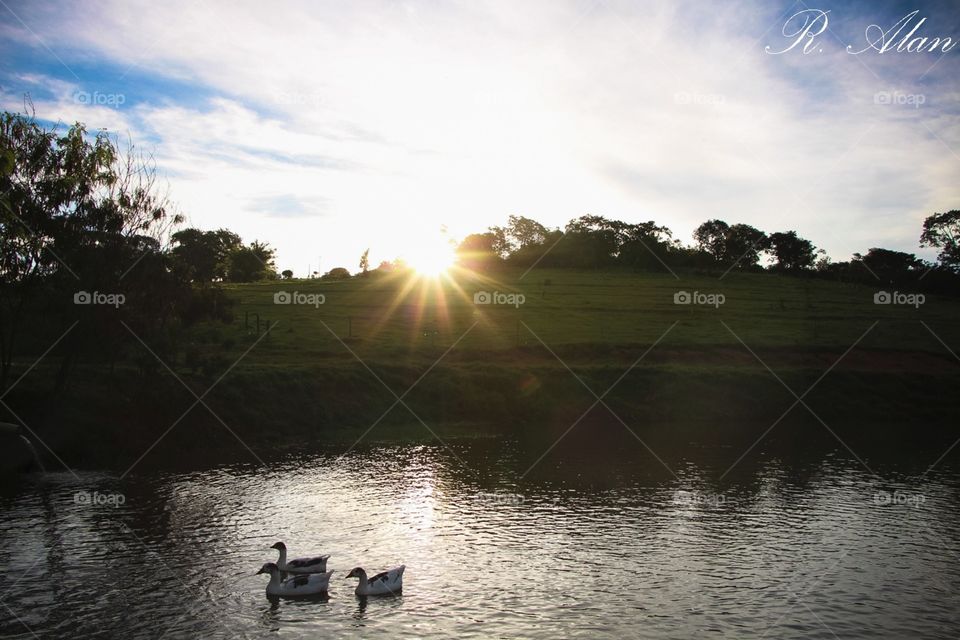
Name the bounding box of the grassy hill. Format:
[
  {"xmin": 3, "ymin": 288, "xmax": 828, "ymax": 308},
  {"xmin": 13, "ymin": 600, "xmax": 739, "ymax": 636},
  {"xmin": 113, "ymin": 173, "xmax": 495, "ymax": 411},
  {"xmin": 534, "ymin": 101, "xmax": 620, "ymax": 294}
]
[{"xmin": 219, "ymin": 267, "xmax": 958, "ymax": 361}]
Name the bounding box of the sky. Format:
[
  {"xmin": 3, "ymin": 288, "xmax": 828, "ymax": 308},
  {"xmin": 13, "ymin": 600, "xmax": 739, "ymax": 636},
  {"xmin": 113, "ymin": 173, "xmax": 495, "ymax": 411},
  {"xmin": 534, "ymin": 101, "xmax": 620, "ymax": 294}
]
[{"xmin": 1, "ymin": 0, "xmax": 958, "ymax": 275}]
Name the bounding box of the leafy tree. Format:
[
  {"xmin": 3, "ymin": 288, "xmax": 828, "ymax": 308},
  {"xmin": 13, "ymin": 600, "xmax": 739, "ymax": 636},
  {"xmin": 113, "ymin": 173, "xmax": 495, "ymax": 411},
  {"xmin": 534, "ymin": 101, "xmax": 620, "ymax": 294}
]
[
  {"xmin": 553, "ymin": 230, "xmax": 612, "ymax": 268},
  {"xmin": 853, "ymin": 248, "xmax": 924, "ymax": 283},
  {"xmin": 563, "ymin": 215, "xmax": 619, "ymax": 264},
  {"xmin": 693, "ymin": 219, "xmax": 767, "ymax": 268},
  {"xmin": 488, "ymin": 226, "xmax": 511, "ymax": 258},
  {"xmin": 281, "ymin": 269, "xmax": 293, "ymax": 279},
  {"xmin": 359, "ymin": 248, "xmax": 370, "ymax": 276},
  {"xmin": 509, "ymin": 229, "xmax": 563, "ymax": 267},
  {"xmin": 227, "ymin": 240, "xmax": 276, "ymax": 282},
  {"xmin": 456, "ymin": 232, "xmax": 500, "ymax": 271},
  {"xmin": 170, "ymin": 228, "xmax": 241, "ymax": 283},
  {"xmin": 767, "ymin": 231, "xmax": 816, "ymax": 271},
  {"xmin": 725, "ymin": 224, "xmax": 768, "ymax": 269},
  {"xmin": 693, "ymin": 219, "xmax": 730, "ymax": 261},
  {"xmin": 618, "ymin": 221, "xmax": 675, "ymax": 270},
  {"xmin": 323, "ymin": 267, "xmax": 351, "ymax": 279},
  {"xmin": 920, "ymin": 210, "xmax": 960, "ymax": 271},
  {"xmin": 489, "ymin": 215, "xmax": 550, "ymax": 256},
  {"xmin": 0, "ymin": 108, "xmax": 201, "ymax": 391}
]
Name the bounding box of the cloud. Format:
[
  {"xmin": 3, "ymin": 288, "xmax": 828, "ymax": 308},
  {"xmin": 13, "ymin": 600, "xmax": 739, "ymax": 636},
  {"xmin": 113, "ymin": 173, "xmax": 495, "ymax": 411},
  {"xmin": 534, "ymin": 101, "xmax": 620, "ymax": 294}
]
[
  {"xmin": 0, "ymin": 0, "xmax": 957, "ymax": 272},
  {"xmin": 250, "ymin": 194, "xmax": 329, "ymax": 218}
]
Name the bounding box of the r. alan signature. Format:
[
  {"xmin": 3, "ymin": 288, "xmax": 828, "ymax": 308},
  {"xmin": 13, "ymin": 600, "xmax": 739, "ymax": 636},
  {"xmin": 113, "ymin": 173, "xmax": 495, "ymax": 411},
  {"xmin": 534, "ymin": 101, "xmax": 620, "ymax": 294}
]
[{"xmin": 767, "ymin": 9, "xmax": 956, "ymax": 55}]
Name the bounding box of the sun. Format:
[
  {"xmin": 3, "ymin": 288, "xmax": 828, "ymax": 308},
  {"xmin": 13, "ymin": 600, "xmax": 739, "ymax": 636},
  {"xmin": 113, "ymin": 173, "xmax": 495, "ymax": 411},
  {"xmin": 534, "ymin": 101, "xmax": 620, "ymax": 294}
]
[{"xmin": 404, "ymin": 237, "xmax": 457, "ymax": 278}]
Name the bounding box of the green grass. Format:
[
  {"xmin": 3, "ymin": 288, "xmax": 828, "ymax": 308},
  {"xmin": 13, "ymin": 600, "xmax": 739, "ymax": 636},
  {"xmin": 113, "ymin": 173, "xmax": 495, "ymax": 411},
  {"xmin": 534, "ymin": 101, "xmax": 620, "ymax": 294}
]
[{"xmin": 213, "ymin": 267, "xmax": 959, "ymax": 367}]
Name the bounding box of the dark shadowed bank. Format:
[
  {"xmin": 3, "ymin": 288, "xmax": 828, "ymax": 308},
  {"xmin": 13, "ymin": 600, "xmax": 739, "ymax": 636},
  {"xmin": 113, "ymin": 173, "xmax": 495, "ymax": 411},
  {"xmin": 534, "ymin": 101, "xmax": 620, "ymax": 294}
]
[{"xmin": 5, "ymin": 346, "xmax": 959, "ymax": 472}]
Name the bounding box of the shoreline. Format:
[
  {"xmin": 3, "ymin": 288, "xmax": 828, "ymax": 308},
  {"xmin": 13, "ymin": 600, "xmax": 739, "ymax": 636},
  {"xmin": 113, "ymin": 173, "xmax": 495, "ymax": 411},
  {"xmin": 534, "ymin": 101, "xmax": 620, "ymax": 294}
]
[{"xmin": 4, "ymin": 348, "xmax": 958, "ymax": 473}]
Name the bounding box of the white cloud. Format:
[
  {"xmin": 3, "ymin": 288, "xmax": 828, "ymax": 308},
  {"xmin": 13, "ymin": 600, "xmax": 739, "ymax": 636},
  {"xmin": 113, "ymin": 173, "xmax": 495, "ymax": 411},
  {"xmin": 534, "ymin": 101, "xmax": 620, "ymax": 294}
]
[{"xmin": 2, "ymin": 0, "xmax": 958, "ymax": 272}]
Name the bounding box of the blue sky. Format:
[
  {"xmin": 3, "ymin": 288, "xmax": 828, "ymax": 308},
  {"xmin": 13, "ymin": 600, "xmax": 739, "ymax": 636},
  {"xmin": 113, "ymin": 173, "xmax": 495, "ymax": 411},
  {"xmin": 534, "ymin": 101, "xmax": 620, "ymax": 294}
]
[{"xmin": 1, "ymin": 0, "xmax": 958, "ymax": 274}]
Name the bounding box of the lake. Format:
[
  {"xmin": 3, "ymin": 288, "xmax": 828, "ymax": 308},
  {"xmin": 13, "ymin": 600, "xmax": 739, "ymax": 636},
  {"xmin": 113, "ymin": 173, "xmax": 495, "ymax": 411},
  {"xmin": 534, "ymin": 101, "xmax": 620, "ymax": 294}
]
[{"xmin": 1, "ymin": 430, "xmax": 959, "ymax": 639}]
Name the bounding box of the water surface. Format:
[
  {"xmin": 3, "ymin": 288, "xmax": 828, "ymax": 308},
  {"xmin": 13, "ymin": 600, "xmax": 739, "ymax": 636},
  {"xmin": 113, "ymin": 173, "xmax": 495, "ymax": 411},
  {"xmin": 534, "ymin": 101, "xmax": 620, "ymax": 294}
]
[{"xmin": 1, "ymin": 433, "xmax": 959, "ymax": 639}]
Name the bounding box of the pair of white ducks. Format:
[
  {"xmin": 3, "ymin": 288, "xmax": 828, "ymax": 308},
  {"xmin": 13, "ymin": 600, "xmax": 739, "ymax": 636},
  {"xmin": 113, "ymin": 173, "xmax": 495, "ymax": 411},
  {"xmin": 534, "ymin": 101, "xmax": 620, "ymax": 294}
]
[{"xmin": 256, "ymin": 541, "xmax": 405, "ymax": 598}]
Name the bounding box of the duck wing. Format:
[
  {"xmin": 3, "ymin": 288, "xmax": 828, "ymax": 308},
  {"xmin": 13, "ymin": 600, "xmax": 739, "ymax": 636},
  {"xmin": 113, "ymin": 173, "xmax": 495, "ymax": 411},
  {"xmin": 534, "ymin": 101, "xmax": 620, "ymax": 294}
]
[
  {"xmin": 282, "ymin": 571, "xmax": 332, "ymax": 593},
  {"xmin": 288, "ymin": 554, "xmax": 330, "ymax": 569},
  {"xmin": 369, "ymin": 570, "xmax": 391, "ymax": 583},
  {"xmin": 289, "ymin": 575, "xmax": 311, "ymax": 588}
]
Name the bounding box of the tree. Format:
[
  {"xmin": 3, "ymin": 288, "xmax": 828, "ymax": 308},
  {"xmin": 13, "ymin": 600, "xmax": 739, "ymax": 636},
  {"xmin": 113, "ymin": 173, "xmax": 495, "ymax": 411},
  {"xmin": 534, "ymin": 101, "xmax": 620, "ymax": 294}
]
[
  {"xmin": 920, "ymin": 210, "xmax": 960, "ymax": 271},
  {"xmin": 725, "ymin": 224, "xmax": 768, "ymax": 269},
  {"xmin": 693, "ymin": 219, "xmax": 730, "ymax": 261},
  {"xmin": 853, "ymin": 248, "xmax": 924, "ymax": 283},
  {"xmin": 456, "ymin": 232, "xmax": 500, "ymax": 271},
  {"xmin": 227, "ymin": 240, "xmax": 276, "ymax": 282},
  {"xmin": 0, "ymin": 108, "xmax": 212, "ymax": 392},
  {"xmin": 359, "ymin": 248, "xmax": 370, "ymax": 276},
  {"xmin": 489, "ymin": 215, "xmax": 550, "ymax": 257},
  {"xmin": 323, "ymin": 267, "xmax": 351, "ymax": 279},
  {"xmin": 170, "ymin": 228, "xmax": 240, "ymax": 283},
  {"xmin": 488, "ymin": 226, "xmax": 510, "ymax": 258},
  {"xmin": 618, "ymin": 221, "xmax": 675, "ymax": 270},
  {"xmin": 281, "ymin": 269, "xmax": 293, "ymax": 279},
  {"xmin": 693, "ymin": 220, "xmax": 767, "ymax": 268},
  {"xmin": 563, "ymin": 215, "xmax": 619, "ymax": 265},
  {"xmin": 767, "ymin": 231, "xmax": 816, "ymax": 271}
]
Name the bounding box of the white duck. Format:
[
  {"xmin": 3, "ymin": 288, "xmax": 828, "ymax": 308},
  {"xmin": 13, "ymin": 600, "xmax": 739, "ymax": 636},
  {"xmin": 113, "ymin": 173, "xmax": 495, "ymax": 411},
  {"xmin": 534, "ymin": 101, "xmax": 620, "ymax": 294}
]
[
  {"xmin": 257, "ymin": 562, "xmax": 332, "ymax": 597},
  {"xmin": 271, "ymin": 541, "xmax": 330, "ymax": 574},
  {"xmin": 346, "ymin": 565, "xmax": 405, "ymax": 596}
]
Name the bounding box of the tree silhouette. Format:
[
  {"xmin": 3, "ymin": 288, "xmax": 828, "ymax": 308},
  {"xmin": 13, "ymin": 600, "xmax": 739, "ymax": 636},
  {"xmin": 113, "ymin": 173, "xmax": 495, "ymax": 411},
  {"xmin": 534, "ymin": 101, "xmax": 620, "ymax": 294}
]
[
  {"xmin": 767, "ymin": 231, "xmax": 816, "ymax": 271},
  {"xmin": 359, "ymin": 248, "xmax": 370, "ymax": 276},
  {"xmin": 920, "ymin": 210, "xmax": 960, "ymax": 272}
]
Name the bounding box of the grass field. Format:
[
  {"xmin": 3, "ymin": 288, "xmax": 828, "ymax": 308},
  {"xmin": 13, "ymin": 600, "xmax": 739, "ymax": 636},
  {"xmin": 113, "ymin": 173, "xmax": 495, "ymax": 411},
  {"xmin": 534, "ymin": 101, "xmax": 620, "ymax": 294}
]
[{"xmin": 215, "ymin": 267, "xmax": 960, "ymax": 367}]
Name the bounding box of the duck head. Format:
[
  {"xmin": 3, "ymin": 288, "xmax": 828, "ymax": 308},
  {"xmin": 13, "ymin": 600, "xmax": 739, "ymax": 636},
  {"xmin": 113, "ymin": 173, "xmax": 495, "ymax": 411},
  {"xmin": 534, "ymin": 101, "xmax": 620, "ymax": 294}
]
[
  {"xmin": 256, "ymin": 562, "xmax": 279, "ymax": 576},
  {"xmin": 346, "ymin": 567, "xmax": 366, "ymax": 579},
  {"xmin": 270, "ymin": 541, "xmax": 286, "ymax": 551}
]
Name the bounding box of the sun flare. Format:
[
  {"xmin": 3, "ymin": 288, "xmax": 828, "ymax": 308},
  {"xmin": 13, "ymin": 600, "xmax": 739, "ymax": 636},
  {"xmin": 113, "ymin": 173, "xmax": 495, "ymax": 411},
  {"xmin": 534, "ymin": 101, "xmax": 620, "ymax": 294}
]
[{"xmin": 404, "ymin": 237, "xmax": 457, "ymax": 278}]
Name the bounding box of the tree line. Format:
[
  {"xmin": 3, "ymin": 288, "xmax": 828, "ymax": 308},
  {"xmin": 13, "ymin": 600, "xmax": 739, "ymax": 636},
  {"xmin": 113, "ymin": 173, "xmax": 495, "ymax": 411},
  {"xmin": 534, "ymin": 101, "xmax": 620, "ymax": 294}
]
[{"xmin": 453, "ymin": 212, "xmax": 960, "ymax": 291}]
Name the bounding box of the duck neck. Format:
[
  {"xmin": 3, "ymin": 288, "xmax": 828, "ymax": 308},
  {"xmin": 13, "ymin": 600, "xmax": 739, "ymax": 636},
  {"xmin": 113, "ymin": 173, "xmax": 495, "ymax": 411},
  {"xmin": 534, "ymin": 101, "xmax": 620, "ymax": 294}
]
[
  {"xmin": 356, "ymin": 571, "xmax": 368, "ymax": 594},
  {"xmin": 276, "ymin": 547, "xmax": 287, "ymax": 567},
  {"xmin": 268, "ymin": 568, "xmax": 283, "ymax": 588}
]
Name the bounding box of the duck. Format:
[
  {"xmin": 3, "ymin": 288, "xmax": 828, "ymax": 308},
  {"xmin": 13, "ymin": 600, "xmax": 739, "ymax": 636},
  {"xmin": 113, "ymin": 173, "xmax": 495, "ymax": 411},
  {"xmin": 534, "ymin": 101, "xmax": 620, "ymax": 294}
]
[
  {"xmin": 346, "ymin": 565, "xmax": 405, "ymax": 596},
  {"xmin": 256, "ymin": 562, "xmax": 332, "ymax": 597},
  {"xmin": 271, "ymin": 541, "xmax": 330, "ymax": 574}
]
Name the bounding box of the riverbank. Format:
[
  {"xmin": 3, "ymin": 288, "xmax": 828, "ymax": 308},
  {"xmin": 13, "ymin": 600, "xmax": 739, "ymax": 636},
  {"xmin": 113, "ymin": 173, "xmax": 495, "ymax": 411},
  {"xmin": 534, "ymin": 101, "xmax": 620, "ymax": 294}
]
[{"xmin": 4, "ymin": 343, "xmax": 958, "ymax": 472}]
